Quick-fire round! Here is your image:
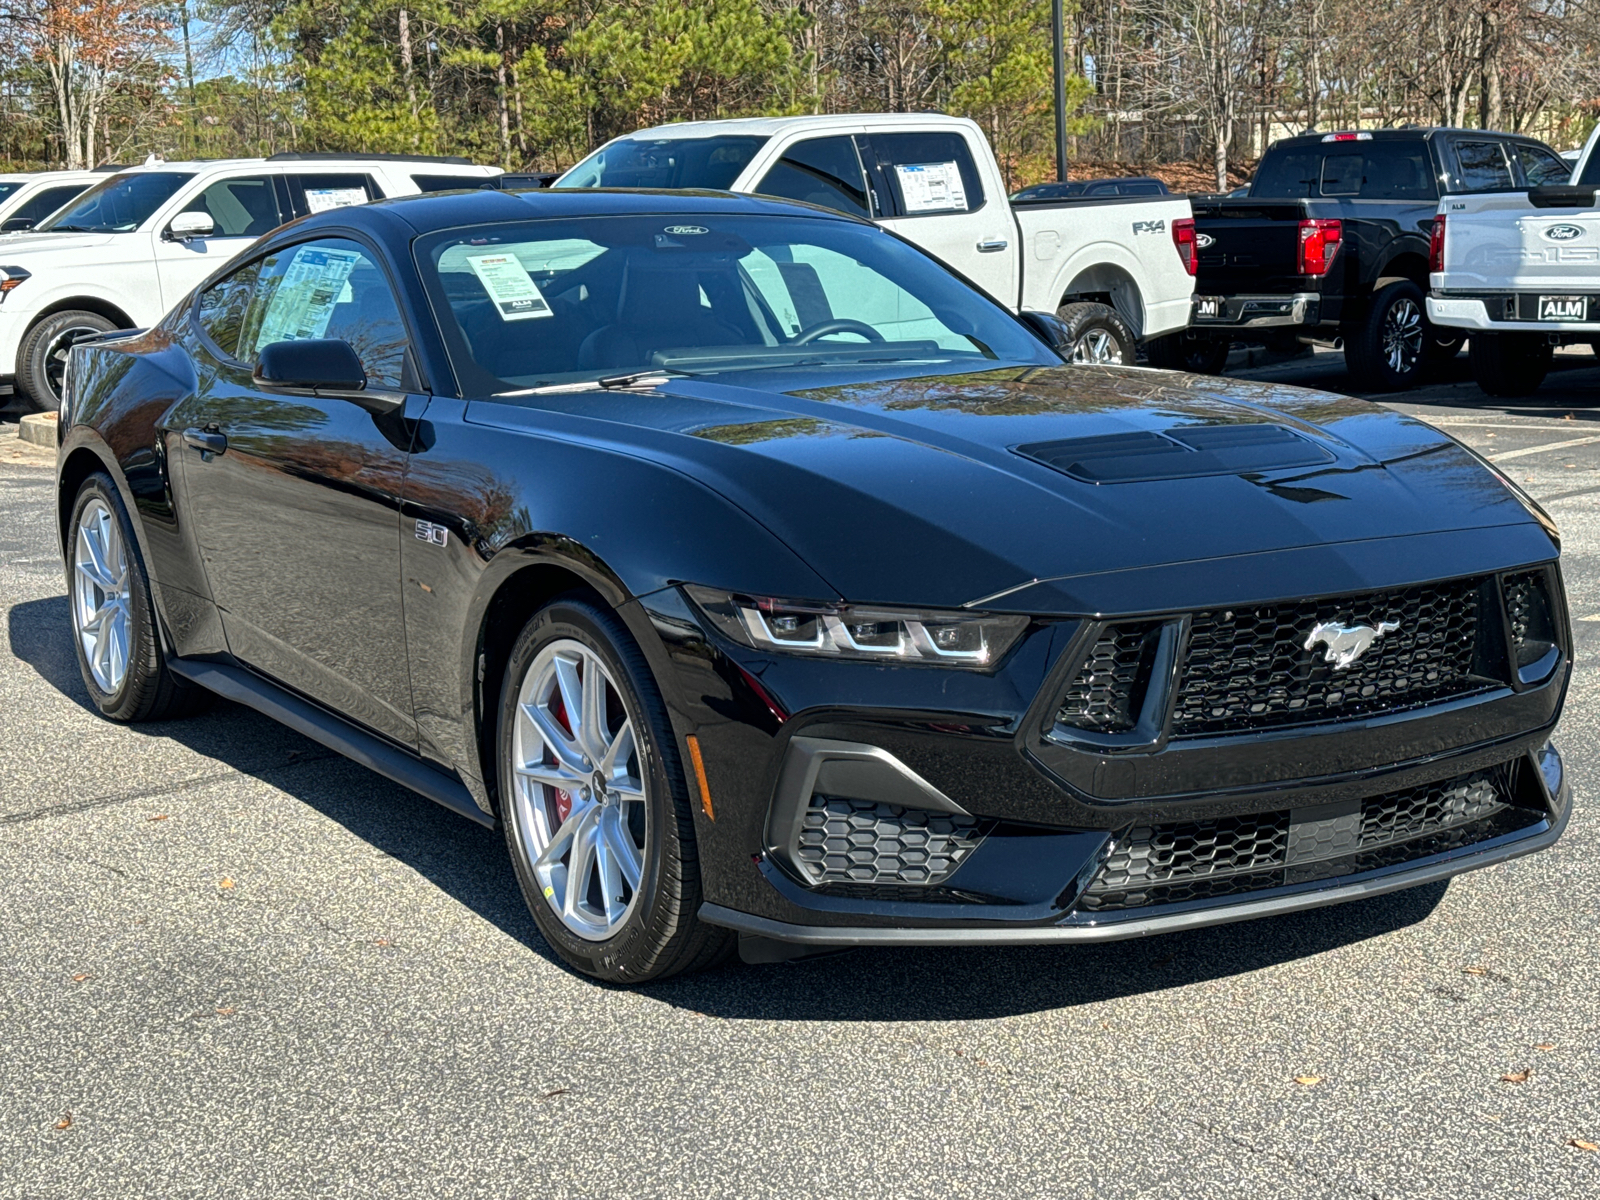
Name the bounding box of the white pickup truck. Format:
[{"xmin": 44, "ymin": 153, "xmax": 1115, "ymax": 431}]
[
  {"xmin": 553, "ymin": 114, "xmax": 1197, "ymax": 365},
  {"xmin": 1426, "ymin": 128, "xmax": 1599, "ymax": 395},
  {"xmin": 0, "ymin": 154, "xmax": 502, "ymax": 410}
]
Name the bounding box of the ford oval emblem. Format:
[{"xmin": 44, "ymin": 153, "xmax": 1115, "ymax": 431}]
[
  {"xmin": 663, "ymin": 225, "xmax": 708, "ymax": 236},
  {"xmin": 1545, "ymin": 224, "xmax": 1585, "ymax": 242},
  {"xmin": 1195, "ymin": 232, "xmax": 1216, "ymax": 249}
]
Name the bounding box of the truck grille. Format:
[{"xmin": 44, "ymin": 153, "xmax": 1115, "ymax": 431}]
[
  {"xmin": 1078, "ymin": 764, "xmax": 1530, "ymax": 912},
  {"xmin": 1170, "ymin": 577, "xmax": 1488, "ymax": 737}
]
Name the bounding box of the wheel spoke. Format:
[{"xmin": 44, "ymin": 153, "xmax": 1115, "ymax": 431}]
[
  {"xmin": 579, "ymin": 653, "xmax": 608, "ymax": 761},
  {"xmin": 602, "ymin": 809, "xmax": 643, "ymax": 891},
  {"xmin": 522, "ymin": 700, "xmax": 586, "ymax": 772},
  {"xmin": 563, "ymin": 807, "xmax": 600, "ymax": 919},
  {"xmin": 600, "ymin": 718, "xmax": 634, "ymax": 780},
  {"xmin": 534, "ymin": 797, "xmax": 588, "ymax": 871},
  {"xmin": 594, "ymin": 813, "xmax": 628, "ymax": 923},
  {"xmin": 514, "ymin": 760, "xmax": 582, "ymax": 791}
]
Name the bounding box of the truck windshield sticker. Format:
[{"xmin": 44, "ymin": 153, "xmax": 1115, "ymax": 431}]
[
  {"xmin": 893, "ymin": 162, "xmax": 968, "ymax": 214},
  {"xmin": 467, "ymin": 252, "xmax": 554, "ymax": 321},
  {"xmin": 304, "ymin": 187, "xmax": 370, "ymax": 214},
  {"xmin": 255, "ymin": 246, "xmax": 362, "ymax": 346}
]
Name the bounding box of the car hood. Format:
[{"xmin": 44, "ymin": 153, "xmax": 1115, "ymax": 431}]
[
  {"xmin": 0, "ymin": 230, "xmax": 120, "ymax": 255},
  {"xmin": 472, "ymin": 365, "xmax": 1555, "ymax": 614}
]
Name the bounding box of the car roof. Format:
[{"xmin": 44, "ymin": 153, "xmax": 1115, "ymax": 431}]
[
  {"xmin": 1272, "ymin": 127, "xmax": 1549, "ymax": 149},
  {"xmin": 605, "ymin": 113, "xmax": 975, "ymax": 141},
  {"xmin": 301, "ymin": 186, "xmax": 869, "ymax": 238},
  {"xmin": 107, "ymin": 158, "xmax": 500, "ymax": 176}
]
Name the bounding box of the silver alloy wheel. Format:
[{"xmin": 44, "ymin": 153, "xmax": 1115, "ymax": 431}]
[
  {"xmin": 44, "ymin": 324, "xmax": 105, "ymax": 402},
  {"xmin": 511, "ymin": 638, "xmax": 648, "ymax": 941},
  {"xmin": 1071, "ymin": 328, "xmax": 1124, "ymax": 365},
  {"xmin": 1381, "ymin": 297, "xmax": 1424, "ymax": 374},
  {"xmin": 72, "ymin": 497, "xmax": 132, "ymax": 694}
]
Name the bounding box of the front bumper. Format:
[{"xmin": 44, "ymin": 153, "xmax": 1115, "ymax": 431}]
[
  {"xmin": 1429, "ymin": 294, "xmax": 1600, "ymax": 334},
  {"xmin": 1191, "ymin": 291, "xmax": 1321, "ymax": 330}
]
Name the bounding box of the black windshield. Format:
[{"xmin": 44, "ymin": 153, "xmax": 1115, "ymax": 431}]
[
  {"xmin": 555, "ymin": 137, "xmax": 769, "ymax": 191},
  {"xmin": 40, "ymin": 172, "xmax": 195, "ymax": 233}
]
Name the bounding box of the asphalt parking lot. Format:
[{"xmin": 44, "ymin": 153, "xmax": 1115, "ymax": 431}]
[{"xmin": 3, "ymin": 350, "xmax": 1600, "ymax": 1199}]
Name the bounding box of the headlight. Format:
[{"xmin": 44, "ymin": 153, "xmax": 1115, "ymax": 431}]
[
  {"xmin": 0, "ymin": 264, "xmax": 29, "ymax": 302},
  {"xmin": 684, "ymin": 586, "xmax": 1029, "ymax": 668}
]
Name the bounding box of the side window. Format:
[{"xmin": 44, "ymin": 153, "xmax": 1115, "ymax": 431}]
[
  {"xmin": 236, "ymin": 238, "xmax": 410, "ymax": 389},
  {"xmin": 1452, "ymin": 141, "xmax": 1515, "ymax": 192},
  {"xmin": 284, "ymin": 173, "xmax": 385, "ymax": 219},
  {"xmin": 754, "ymin": 137, "xmax": 872, "ymax": 218},
  {"xmin": 181, "ymin": 175, "xmax": 285, "ymax": 238},
  {"xmin": 861, "ymin": 132, "xmax": 987, "ymax": 217},
  {"xmin": 13, "ymin": 184, "xmax": 90, "ymax": 225},
  {"xmin": 1357, "ymin": 143, "xmax": 1435, "ymax": 199},
  {"xmin": 1517, "ymin": 144, "xmax": 1571, "ymax": 187},
  {"xmin": 194, "ymin": 259, "xmax": 262, "ymax": 358},
  {"xmin": 1320, "ymin": 153, "xmax": 1364, "ymax": 196}
]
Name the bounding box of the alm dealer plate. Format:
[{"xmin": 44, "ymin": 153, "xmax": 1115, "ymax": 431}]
[
  {"xmin": 1538, "ymin": 295, "xmax": 1589, "ymax": 321},
  {"xmin": 1194, "ymin": 296, "xmax": 1224, "ymax": 319}
]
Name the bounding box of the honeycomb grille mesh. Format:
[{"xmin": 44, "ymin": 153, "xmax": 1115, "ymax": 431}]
[
  {"xmin": 1056, "ymin": 622, "xmax": 1162, "ymax": 732},
  {"xmin": 1080, "ymin": 766, "xmax": 1522, "ymax": 912},
  {"xmin": 1171, "ymin": 578, "xmax": 1487, "ymax": 737},
  {"xmin": 795, "ymin": 797, "xmax": 987, "ymax": 887}
]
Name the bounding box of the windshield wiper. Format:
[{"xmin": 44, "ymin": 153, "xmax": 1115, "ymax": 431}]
[
  {"xmin": 495, "ymin": 369, "xmax": 690, "ymax": 397},
  {"xmin": 597, "ymin": 369, "xmax": 690, "ymax": 389}
]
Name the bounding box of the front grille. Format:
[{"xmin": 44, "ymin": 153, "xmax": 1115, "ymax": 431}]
[
  {"xmin": 1079, "ymin": 764, "xmax": 1533, "ymax": 912},
  {"xmin": 1170, "ymin": 578, "xmax": 1488, "ymax": 736},
  {"xmin": 1056, "ymin": 622, "xmax": 1162, "ymax": 732},
  {"xmin": 794, "ymin": 797, "xmax": 988, "ymax": 887}
]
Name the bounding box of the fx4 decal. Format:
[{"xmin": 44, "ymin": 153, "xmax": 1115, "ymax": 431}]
[{"xmin": 1132, "ymin": 219, "xmax": 1166, "ymax": 235}]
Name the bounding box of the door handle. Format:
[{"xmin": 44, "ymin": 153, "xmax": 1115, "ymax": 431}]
[
  {"xmin": 976, "ymin": 237, "xmax": 1009, "ymax": 253},
  {"xmin": 182, "ymin": 427, "xmax": 227, "ymax": 457}
]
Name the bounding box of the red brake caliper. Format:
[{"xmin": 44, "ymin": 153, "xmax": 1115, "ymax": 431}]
[{"xmin": 548, "ymin": 685, "xmax": 575, "ymax": 824}]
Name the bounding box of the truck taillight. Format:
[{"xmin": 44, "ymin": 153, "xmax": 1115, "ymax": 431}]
[
  {"xmin": 1298, "ymin": 218, "xmax": 1342, "ymax": 276},
  {"xmin": 1429, "ymin": 215, "xmax": 1447, "ymax": 274},
  {"xmin": 1171, "ymin": 218, "xmax": 1198, "ymax": 276}
]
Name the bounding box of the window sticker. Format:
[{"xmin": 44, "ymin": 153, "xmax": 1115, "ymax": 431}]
[
  {"xmin": 893, "ymin": 161, "xmax": 968, "ymax": 213},
  {"xmin": 256, "ymin": 246, "xmax": 362, "ymax": 347},
  {"xmin": 304, "ymin": 187, "xmax": 370, "ymax": 214},
  {"xmin": 466, "ymin": 252, "xmax": 554, "ymax": 321}
]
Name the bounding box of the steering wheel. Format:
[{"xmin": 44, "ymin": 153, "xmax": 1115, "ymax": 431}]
[{"xmin": 792, "ymin": 319, "xmax": 885, "ymax": 345}]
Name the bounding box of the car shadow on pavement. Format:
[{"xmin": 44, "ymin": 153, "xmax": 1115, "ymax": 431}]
[{"xmin": 11, "ymin": 593, "xmax": 1452, "ymax": 1018}]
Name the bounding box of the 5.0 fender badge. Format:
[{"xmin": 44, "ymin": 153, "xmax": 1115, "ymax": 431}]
[
  {"xmin": 1303, "ymin": 619, "xmax": 1399, "ymax": 670},
  {"xmin": 414, "ymin": 519, "xmax": 449, "ymax": 547}
]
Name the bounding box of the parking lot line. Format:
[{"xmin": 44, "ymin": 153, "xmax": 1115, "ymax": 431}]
[{"xmin": 1487, "ymin": 434, "xmax": 1600, "ymax": 463}]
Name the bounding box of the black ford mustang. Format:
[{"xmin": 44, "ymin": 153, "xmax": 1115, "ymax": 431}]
[{"xmin": 57, "ymin": 189, "xmax": 1571, "ymax": 982}]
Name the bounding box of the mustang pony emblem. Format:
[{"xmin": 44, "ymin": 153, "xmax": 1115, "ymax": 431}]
[{"xmin": 1303, "ymin": 619, "xmax": 1399, "ymax": 670}]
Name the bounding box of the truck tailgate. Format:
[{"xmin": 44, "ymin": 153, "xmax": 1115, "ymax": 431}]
[
  {"xmin": 1190, "ymin": 199, "xmax": 1308, "ymax": 294},
  {"xmin": 1438, "ymin": 191, "xmax": 1600, "ymax": 292}
]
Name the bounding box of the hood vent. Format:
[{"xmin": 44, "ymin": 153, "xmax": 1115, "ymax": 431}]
[{"xmin": 1015, "ymin": 424, "xmax": 1334, "ymax": 483}]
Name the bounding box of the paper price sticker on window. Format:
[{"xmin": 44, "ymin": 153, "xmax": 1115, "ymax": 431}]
[
  {"xmin": 466, "ymin": 253, "xmax": 553, "ymax": 321},
  {"xmin": 893, "ymin": 161, "xmax": 968, "ymax": 214},
  {"xmin": 304, "ymin": 187, "xmax": 370, "ymax": 214},
  {"xmin": 254, "ymin": 246, "xmax": 362, "ymax": 348}
]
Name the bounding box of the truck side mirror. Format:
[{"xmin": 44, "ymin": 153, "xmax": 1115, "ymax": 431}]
[
  {"xmin": 1019, "ymin": 310, "xmax": 1073, "ymax": 353},
  {"xmin": 1, "ymin": 217, "xmax": 35, "ymax": 233},
  {"xmin": 165, "ymin": 211, "xmax": 214, "ymax": 243}
]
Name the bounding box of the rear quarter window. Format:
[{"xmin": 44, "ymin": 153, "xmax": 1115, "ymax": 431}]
[
  {"xmin": 861, "ymin": 132, "xmax": 986, "ymax": 216},
  {"xmin": 1450, "ymin": 141, "xmax": 1516, "ymax": 192}
]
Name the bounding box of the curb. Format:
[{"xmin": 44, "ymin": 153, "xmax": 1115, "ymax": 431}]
[{"xmin": 18, "ymin": 412, "xmax": 56, "ymax": 448}]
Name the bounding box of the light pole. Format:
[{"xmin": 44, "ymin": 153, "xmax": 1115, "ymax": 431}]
[{"xmin": 1052, "ymin": 0, "xmax": 1069, "ymax": 182}]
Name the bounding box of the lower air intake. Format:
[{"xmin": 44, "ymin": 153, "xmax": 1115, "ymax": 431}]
[
  {"xmin": 794, "ymin": 797, "xmax": 987, "ymax": 888},
  {"xmin": 1079, "ymin": 765, "xmax": 1534, "ymax": 912}
]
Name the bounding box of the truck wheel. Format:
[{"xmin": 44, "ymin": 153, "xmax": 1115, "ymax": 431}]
[
  {"xmin": 17, "ymin": 310, "xmax": 117, "ymax": 413},
  {"xmin": 1145, "ymin": 331, "xmax": 1230, "ymax": 375},
  {"xmin": 1345, "ymin": 280, "xmax": 1428, "ymax": 391},
  {"xmin": 1469, "ymin": 333, "xmax": 1552, "ymax": 398},
  {"xmin": 1056, "ymin": 302, "xmax": 1136, "ymax": 366}
]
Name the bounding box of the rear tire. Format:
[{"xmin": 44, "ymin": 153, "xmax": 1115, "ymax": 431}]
[
  {"xmin": 67, "ymin": 473, "xmax": 204, "ymax": 722},
  {"xmin": 1055, "ymin": 302, "xmax": 1137, "ymax": 366},
  {"xmin": 498, "ymin": 595, "xmax": 731, "ymax": 983},
  {"xmin": 1145, "ymin": 331, "xmax": 1231, "ymax": 374},
  {"xmin": 17, "ymin": 310, "xmax": 116, "ymax": 413},
  {"xmin": 1345, "ymin": 280, "xmax": 1428, "ymax": 391},
  {"xmin": 1469, "ymin": 332, "xmax": 1552, "ymax": 398}
]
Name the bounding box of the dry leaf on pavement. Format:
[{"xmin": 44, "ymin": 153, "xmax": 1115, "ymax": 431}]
[
  {"xmin": 1536, "ymin": 1043, "xmax": 1557, "ymax": 1051},
  {"xmin": 215, "ymin": 1007, "xmax": 236, "ymax": 1016},
  {"xmin": 70, "ymin": 973, "xmax": 91, "ymax": 983},
  {"xmin": 147, "ymin": 814, "xmax": 168, "ymax": 822},
  {"xmin": 1501, "ymin": 1069, "xmax": 1532, "ymax": 1084},
  {"xmin": 1569, "ymin": 1139, "xmax": 1599, "ymax": 1152},
  {"xmin": 54, "ymin": 1113, "xmax": 71, "ymax": 1130},
  {"xmin": 218, "ymin": 877, "xmax": 235, "ymax": 889},
  {"xmin": 1294, "ymin": 1075, "xmax": 1323, "ymax": 1086}
]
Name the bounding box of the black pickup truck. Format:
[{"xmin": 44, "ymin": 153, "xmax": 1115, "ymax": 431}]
[{"xmin": 1149, "ymin": 127, "xmax": 1571, "ymax": 389}]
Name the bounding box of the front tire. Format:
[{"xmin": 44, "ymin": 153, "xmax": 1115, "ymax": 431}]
[
  {"xmin": 1056, "ymin": 302, "xmax": 1137, "ymax": 366},
  {"xmin": 1345, "ymin": 280, "xmax": 1430, "ymax": 391},
  {"xmin": 1469, "ymin": 332, "xmax": 1552, "ymax": 398},
  {"xmin": 498, "ymin": 596, "xmax": 731, "ymax": 983},
  {"xmin": 67, "ymin": 473, "xmax": 201, "ymax": 722},
  {"xmin": 17, "ymin": 310, "xmax": 116, "ymax": 413},
  {"xmin": 1144, "ymin": 330, "xmax": 1231, "ymax": 374}
]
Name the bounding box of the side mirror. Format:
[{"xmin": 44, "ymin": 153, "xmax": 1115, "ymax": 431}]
[
  {"xmin": 1, "ymin": 217, "xmax": 35, "ymax": 233},
  {"xmin": 165, "ymin": 211, "xmax": 214, "ymax": 242},
  {"xmin": 255, "ymin": 339, "xmax": 368, "ymax": 391},
  {"xmin": 1019, "ymin": 310, "xmax": 1073, "ymax": 354}
]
